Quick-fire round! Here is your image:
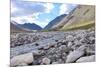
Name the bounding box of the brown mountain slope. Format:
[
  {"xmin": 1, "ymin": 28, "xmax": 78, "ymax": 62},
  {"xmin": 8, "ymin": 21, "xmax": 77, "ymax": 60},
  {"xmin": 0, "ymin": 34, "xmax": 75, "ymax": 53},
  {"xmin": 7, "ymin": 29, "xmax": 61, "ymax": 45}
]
[{"xmin": 50, "ymin": 5, "xmax": 95, "ymax": 31}]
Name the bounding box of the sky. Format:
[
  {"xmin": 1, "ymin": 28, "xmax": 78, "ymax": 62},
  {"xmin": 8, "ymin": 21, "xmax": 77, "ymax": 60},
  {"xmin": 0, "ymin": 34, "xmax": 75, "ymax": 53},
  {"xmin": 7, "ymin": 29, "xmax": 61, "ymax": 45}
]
[{"xmin": 11, "ymin": 0, "xmax": 78, "ymax": 28}]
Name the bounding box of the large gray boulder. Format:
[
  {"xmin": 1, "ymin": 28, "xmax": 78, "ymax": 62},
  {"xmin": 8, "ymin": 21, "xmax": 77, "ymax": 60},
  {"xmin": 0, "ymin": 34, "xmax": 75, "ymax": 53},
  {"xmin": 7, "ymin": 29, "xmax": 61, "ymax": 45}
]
[
  {"xmin": 10, "ymin": 53, "xmax": 34, "ymax": 67},
  {"xmin": 66, "ymin": 45, "xmax": 86, "ymax": 63},
  {"xmin": 76, "ymin": 55, "xmax": 95, "ymax": 63}
]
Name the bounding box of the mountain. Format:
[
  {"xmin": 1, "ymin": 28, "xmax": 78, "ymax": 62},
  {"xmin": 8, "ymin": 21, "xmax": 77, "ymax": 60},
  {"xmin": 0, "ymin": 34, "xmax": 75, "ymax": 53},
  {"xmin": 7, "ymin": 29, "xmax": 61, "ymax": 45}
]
[
  {"xmin": 44, "ymin": 14, "xmax": 67, "ymax": 30},
  {"xmin": 19, "ymin": 23, "xmax": 42, "ymax": 30},
  {"xmin": 60, "ymin": 5, "xmax": 95, "ymax": 31},
  {"xmin": 10, "ymin": 21, "xmax": 32, "ymax": 33},
  {"xmin": 44, "ymin": 5, "xmax": 95, "ymax": 31}
]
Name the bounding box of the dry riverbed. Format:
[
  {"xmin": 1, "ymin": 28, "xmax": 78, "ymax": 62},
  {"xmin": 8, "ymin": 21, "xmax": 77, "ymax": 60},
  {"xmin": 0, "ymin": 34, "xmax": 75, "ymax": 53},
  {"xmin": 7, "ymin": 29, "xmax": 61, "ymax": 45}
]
[{"xmin": 10, "ymin": 29, "xmax": 95, "ymax": 67}]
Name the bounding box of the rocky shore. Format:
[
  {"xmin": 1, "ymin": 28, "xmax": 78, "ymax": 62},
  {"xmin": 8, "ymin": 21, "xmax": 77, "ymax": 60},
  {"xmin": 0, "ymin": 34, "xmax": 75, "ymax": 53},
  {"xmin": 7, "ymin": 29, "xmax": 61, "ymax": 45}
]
[{"xmin": 10, "ymin": 29, "xmax": 95, "ymax": 67}]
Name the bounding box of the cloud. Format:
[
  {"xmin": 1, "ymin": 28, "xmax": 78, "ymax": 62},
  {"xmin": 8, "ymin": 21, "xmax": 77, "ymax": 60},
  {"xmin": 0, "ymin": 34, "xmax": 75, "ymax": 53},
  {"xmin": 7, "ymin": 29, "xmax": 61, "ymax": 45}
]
[
  {"xmin": 59, "ymin": 4, "xmax": 69, "ymax": 15},
  {"xmin": 43, "ymin": 3, "xmax": 54, "ymax": 13},
  {"xmin": 11, "ymin": 14, "xmax": 37, "ymax": 24},
  {"xmin": 59, "ymin": 4, "xmax": 78, "ymax": 15},
  {"xmin": 11, "ymin": 1, "xmax": 45, "ymax": 17},
  {"xmin": 11, "ymin": 1, "xmax": 54, "ymax": 17},
  {"xmin": 11, "ymin": 14, "xmax": 49, "ymax": 28}
]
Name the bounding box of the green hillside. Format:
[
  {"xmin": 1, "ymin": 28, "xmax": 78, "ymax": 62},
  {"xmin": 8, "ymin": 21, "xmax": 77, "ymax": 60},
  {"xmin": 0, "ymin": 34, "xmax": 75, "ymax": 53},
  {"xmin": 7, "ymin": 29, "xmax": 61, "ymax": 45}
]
[{"xmin": 60, "ymin": 20, "xmax": 95, "ymax": 31}]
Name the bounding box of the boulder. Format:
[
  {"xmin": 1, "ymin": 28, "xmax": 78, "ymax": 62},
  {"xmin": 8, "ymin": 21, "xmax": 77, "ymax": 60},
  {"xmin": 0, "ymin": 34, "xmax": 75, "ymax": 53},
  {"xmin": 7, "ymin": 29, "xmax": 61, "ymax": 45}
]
[
  {"xmin": 43, "ymin": 45, "xmax": 50, "ymax": 50},
  {"xmin": 41, "ymin": 57, "xmax": 51, "ymax": 65},
  {"xmin": 31, "ymin": 50, "xmax": 45, "ymax": 55},
  {"xmin": 66, "ymin": 50, "xmax": 85, "ymax": 63},
  {"xmin": 10, "ymin": 53, "xmax": 34, "ymax": 67},
  {"xmin": 59, "ymin": 45, "xmax": 66, "ymax": 51},
  {"xmin": 76, "ymin": 55, "xmax": 95, "ymax": 63},
  {"xmin": 66, "ymin": 35, "xmax": 74, "ymax": 41},
  {"xmin": 66, "ymin": 45, "xmax": 86, "ymax": 63},
  {"xmin": 67, "ymin": 42, "xmax": 73, "ymax": 47}
]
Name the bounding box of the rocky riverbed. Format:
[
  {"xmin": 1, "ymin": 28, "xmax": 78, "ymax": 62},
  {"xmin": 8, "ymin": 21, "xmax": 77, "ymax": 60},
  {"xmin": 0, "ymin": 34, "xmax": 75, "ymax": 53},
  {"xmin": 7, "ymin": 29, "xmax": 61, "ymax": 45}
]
[{"xmin": 10, "ymin": 29, "xmax": 95, "ymax": 67}]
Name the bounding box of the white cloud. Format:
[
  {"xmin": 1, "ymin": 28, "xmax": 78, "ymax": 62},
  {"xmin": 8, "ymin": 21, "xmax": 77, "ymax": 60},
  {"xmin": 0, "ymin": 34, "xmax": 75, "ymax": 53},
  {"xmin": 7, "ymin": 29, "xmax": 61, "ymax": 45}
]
[
  {"xmin": 59, "ymin": 4, "xmax": 69, "ymax": 15},
  {"xmin": 43, "ymin": 3, "xmax": 54, "ymax": 13},
  {"xmin": 11, "ymin": 14, "xmax": 49, "ymax": 28},
  {"xmin": 11, "ymin": 1, "xmax": 54, "ymax": 17},
  {"xmin": 11, "ymin": 15, "xmax": 37, "ymax": 24}
]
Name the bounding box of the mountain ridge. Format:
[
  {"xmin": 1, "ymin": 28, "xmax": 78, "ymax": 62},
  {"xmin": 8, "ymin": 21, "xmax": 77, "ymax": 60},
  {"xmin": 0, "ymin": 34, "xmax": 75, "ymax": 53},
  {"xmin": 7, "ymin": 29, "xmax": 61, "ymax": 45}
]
[
  {"xmin": 44, "ymin": 14, "xmax": 67, "ymax": 30},
  {"xmin": 43, "ymin": 5, "xmax": 95, "ymax": 31},
  {"xmin": 19, "ymin": 23, "xmax": 42, "ymax": 30}
]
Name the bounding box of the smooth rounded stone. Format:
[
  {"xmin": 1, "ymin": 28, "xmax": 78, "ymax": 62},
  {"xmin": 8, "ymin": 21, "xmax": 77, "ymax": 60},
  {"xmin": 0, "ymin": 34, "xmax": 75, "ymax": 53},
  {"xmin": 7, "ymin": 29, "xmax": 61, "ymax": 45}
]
[
  {"xmin": 59, "ymin": 45, "xmax": 66, "ymax": 50},
  {"xmin": 61, "ymin": 40, "xmax": 67, "ymax": 45},
  {"xmin": 66, "ymin": 35, "xmax": 74, "ymax": 41},
  {"xmin": 31, "ymin": 50, "xmax": 44, "ymax": 55},
  {"xmin": 41, "ymin": 57, "xmax": 51, "ymax": 65},
  {"xmin": 67, "ymin": 42, "xmax": 73, "ymax": 47},
  {"xmin": 43, "ymin": 44, "xmax": 50, "ymax": 50},
  {"xmin": 76, "ymin": 55, "xmax": 95, "ymax": 63},
  {"xmin": 89, "ymin": 37, "xmax": 95, "ymax": 41},
  {"xmin": 88, "ymin": 37, "xmax": 95, "ymax": 43},
  {"xmin": 10, "ymin": 53, "xmax": 34, "ymax": 67},
  {"xmin": 66, "ymin": 48, "xmax": 85, "ymax": 63}
]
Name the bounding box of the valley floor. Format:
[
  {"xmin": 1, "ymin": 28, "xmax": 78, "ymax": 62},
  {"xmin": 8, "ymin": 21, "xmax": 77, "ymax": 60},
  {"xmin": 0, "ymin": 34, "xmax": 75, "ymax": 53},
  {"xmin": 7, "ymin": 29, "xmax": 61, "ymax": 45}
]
[{"xmin": 10, "ymin": 29, "xmax": 95, "ymax": 67}]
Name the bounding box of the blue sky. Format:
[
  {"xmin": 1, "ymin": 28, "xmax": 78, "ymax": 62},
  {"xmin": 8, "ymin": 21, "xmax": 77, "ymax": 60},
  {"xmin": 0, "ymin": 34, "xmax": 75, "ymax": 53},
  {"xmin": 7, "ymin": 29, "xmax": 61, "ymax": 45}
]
[{"xmin": 11, "ymin": 0, "xmax": 78, "ymax": 28}]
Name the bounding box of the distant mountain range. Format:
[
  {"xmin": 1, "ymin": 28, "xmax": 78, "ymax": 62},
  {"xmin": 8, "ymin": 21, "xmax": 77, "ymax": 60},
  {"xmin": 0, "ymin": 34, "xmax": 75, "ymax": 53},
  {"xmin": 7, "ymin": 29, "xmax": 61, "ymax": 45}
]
[
  {"xmin": 10, "ymin": 21, "xmax": 30, "ymax": 33},
  {"xmin": 44, "ymin": 5, "xmax": 95, "ymax": 31},
  {"xmin": 10, "ymin": 21, "xmax": 42, "ymax": 33},
  {"xmin": 19, "ymin": 23, "xmax": 42, "ymax": 30}
]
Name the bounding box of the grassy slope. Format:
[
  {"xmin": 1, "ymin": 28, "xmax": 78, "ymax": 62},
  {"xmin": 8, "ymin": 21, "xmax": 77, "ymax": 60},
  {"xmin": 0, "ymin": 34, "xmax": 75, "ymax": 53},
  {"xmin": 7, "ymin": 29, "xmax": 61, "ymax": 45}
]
[
  {"xmin": 60, "ymin": 20, "xmax": 95, "ymax": 31},
  {"xmin": 59, "ymin": 5, "xmax": 95, "ymax": 31}
]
